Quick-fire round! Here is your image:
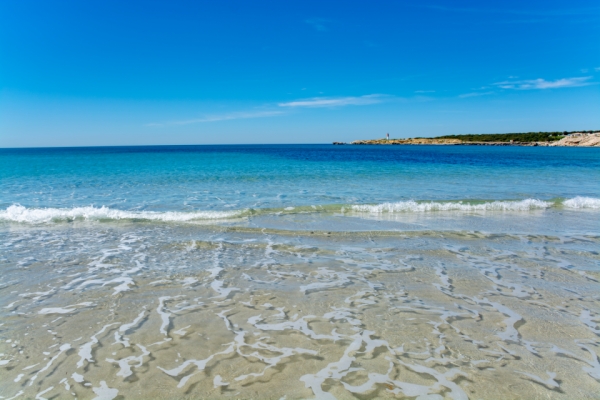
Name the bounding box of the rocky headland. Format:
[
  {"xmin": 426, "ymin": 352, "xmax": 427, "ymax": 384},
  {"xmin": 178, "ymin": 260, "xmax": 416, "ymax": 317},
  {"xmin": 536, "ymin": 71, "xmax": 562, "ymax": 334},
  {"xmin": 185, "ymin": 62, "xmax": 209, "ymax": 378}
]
[{"xmin": 345, "ymin": 132, "xmax": 600, "ymax": 147}]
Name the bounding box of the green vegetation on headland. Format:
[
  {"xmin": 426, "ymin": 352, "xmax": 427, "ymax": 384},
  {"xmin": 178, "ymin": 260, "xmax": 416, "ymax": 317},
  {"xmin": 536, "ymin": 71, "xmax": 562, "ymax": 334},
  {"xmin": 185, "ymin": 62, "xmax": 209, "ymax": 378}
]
[{"xmin": 434, "ymin": 130, "xmax": 599, "ymax": 143}]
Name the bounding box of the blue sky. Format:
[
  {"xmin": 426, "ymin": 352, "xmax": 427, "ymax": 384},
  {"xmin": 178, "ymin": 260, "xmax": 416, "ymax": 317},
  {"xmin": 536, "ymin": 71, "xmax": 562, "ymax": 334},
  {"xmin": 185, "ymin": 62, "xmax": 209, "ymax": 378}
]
[{"xmin": 1, "ymin": 0, "xmax": 599, "ymax": 147}]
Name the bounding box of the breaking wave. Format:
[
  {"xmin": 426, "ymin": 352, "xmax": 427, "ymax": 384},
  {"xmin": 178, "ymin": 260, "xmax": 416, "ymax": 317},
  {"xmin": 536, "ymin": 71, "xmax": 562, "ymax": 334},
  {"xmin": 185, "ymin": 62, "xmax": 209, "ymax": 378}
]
[
  {"xmin": 351, "ymin": 199, "xmax": 553, "ymax": 213},
  {"xmin": 0, "ymin": 205, "xmax": 243, "ymax": 224},
  {"xmin": 351, "ymin": 197, "xmax": 600, "ymax": 213},
  {"xmin": 562, "ymin": 196, "xmax": 600, "ymax": 209},
  {"xmin": 1, "ymin": 197, "xmax": 599, "ymax": 224}
]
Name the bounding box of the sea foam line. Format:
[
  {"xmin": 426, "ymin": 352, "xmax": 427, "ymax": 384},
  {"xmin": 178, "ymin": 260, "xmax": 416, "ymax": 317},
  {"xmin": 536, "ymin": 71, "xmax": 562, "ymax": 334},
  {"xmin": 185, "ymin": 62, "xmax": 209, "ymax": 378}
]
[
  {"xmin": 351, "ymin": 197, "xmax": 600, "ymax": 213},
  {"xmin": 351, "ymin": 199, "xmax": 553, "ymax": 213},
  {"xmin": 563, "ymin": 196, "xmax": 600, "ymax": 209},
  {"xmin": 1, "ymin": 197, "xmax": 598, "ymax": 223},
  {"xmin": 0, "ymin": 204, "xmax": 243, "ymax": 223}
]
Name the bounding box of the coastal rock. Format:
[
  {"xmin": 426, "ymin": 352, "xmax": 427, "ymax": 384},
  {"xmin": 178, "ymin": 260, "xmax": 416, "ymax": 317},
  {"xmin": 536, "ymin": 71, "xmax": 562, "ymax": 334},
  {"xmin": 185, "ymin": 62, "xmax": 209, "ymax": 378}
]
[{"xmin": 549, "ymin": 133, "xmax": 600, "ymax": 147}]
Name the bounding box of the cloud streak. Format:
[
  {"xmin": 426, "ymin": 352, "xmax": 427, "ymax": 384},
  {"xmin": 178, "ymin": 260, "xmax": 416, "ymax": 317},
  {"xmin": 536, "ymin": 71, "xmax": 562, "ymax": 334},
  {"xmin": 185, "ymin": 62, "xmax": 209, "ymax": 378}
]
[
  {"xmin": 147, "ymin": 94, "xmax": 391, "ymax": 127},
  {"xmin": 278, "ymin": 94, "xmax": 387, "ymax": 108},
  {"xmin": 458, "ymin": 91, "xmax": 495, "ymax": 98},
  {"xmin": 147, "ymin": 110, "xmax": 284, "ymax": 127},
  {"xmin": 494, "ymin": 76, "xmax": 593, "ymax": 90}
]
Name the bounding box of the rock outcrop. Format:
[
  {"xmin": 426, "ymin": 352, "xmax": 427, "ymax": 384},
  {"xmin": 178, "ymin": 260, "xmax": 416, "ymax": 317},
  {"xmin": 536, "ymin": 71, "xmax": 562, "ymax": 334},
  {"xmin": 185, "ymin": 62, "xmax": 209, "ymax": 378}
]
[{"xmin": 548, "ymin": 133, "xmax": 600, "ymax": 147}]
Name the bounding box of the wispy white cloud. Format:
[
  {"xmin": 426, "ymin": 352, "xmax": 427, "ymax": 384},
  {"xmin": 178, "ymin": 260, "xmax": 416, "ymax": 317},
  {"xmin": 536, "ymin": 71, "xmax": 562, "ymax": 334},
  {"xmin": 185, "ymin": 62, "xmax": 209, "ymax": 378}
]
[
  {"xmin": 278, "ymin": 94, "xmax": 387, "ymax": 108},
  {"xmin": 415, "ymin": 90, "xmax": 435, "ymax": 93},
  {"xmin": 494, "ymin": 76, "xmax": 593, "ymax": 90},
  {"xmin": 146, "ymin": 110, "xmax": 283, "ymax": 127},
  {"xmin": 595, "ymin": 67, "xmax": 600, "ymax": 72},
  {"xmin": 458, "ymin": 91, "xmax": 495, "ymax": 98},
  {"xmin": 305, "ymin": 18, "xmax": 329, "ymax": 31},
  {"xmin": 147, "ymin": 94, "xmax": 391, "ymax": 127}
]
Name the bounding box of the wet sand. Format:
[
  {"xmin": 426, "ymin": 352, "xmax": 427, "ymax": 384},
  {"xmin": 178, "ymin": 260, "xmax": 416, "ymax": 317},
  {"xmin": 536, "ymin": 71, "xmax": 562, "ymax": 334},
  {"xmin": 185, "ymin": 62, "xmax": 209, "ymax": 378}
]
[{"xmin": 1, "ymin": 223, "xmax": 599, "ymax": 399}]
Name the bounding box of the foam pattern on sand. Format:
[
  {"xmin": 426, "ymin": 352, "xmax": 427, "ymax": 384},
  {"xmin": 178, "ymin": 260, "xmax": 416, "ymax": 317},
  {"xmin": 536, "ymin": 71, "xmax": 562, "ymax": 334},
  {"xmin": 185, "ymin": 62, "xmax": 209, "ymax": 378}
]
[{"xmin": 0, "ymin": 225, "xmax": 599, "ymax": 399}]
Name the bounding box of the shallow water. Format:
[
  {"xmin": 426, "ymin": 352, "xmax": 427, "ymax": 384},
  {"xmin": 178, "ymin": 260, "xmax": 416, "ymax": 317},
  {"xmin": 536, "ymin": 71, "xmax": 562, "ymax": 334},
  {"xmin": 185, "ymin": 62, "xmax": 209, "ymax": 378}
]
[{"xmin": 1, "ymin": 145, "xmax": 599, "ymax": 399}]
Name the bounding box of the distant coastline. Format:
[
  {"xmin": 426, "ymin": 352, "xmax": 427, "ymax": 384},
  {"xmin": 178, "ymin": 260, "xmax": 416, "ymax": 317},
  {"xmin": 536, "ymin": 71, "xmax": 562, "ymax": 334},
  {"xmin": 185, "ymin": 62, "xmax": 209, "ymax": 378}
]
[{"xmin": 335, "ymin": 131, "xmax": 600, "ymax": 147}]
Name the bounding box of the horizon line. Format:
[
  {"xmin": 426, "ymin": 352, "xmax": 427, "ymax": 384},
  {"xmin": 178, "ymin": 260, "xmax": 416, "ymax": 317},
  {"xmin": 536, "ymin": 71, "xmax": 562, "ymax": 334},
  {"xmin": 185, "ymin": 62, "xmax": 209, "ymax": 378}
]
[{"xmin": 1, "ymin": 130, "xmax": 598, "ymax": 150}]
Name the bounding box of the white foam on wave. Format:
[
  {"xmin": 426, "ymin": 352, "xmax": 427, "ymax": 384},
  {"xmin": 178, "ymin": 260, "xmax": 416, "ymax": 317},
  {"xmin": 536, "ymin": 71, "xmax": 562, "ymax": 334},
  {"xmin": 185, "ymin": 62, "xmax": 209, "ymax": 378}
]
[
  {"xmin": 352, "ymin": 199, "xmax": 553, "ymax": 213},
  {"xmin": 563, "ymin": 196, "xmax": 600, "ymax": 209},
  {"xmin": 2, "ymin": 197, "xmax": 597, "ymax": 224},
  {"xmin": 0, "ymin": 204, "xmax": 243, "ymax": 223}
]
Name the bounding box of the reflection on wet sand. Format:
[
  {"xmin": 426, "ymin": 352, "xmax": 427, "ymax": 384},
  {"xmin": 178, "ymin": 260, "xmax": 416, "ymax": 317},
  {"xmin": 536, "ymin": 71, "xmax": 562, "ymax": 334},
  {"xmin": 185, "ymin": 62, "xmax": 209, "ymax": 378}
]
[{"xmin": 1, "ymin": 225, "xmax": 599, "ymax": 399}]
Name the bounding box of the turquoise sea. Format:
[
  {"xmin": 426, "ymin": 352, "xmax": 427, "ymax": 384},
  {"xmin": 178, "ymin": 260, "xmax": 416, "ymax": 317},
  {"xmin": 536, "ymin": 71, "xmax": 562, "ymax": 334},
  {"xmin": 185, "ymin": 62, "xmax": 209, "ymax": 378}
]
[{"xmin": 1, "ymin": 145, "xmax": 599, "ymax": 399}]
